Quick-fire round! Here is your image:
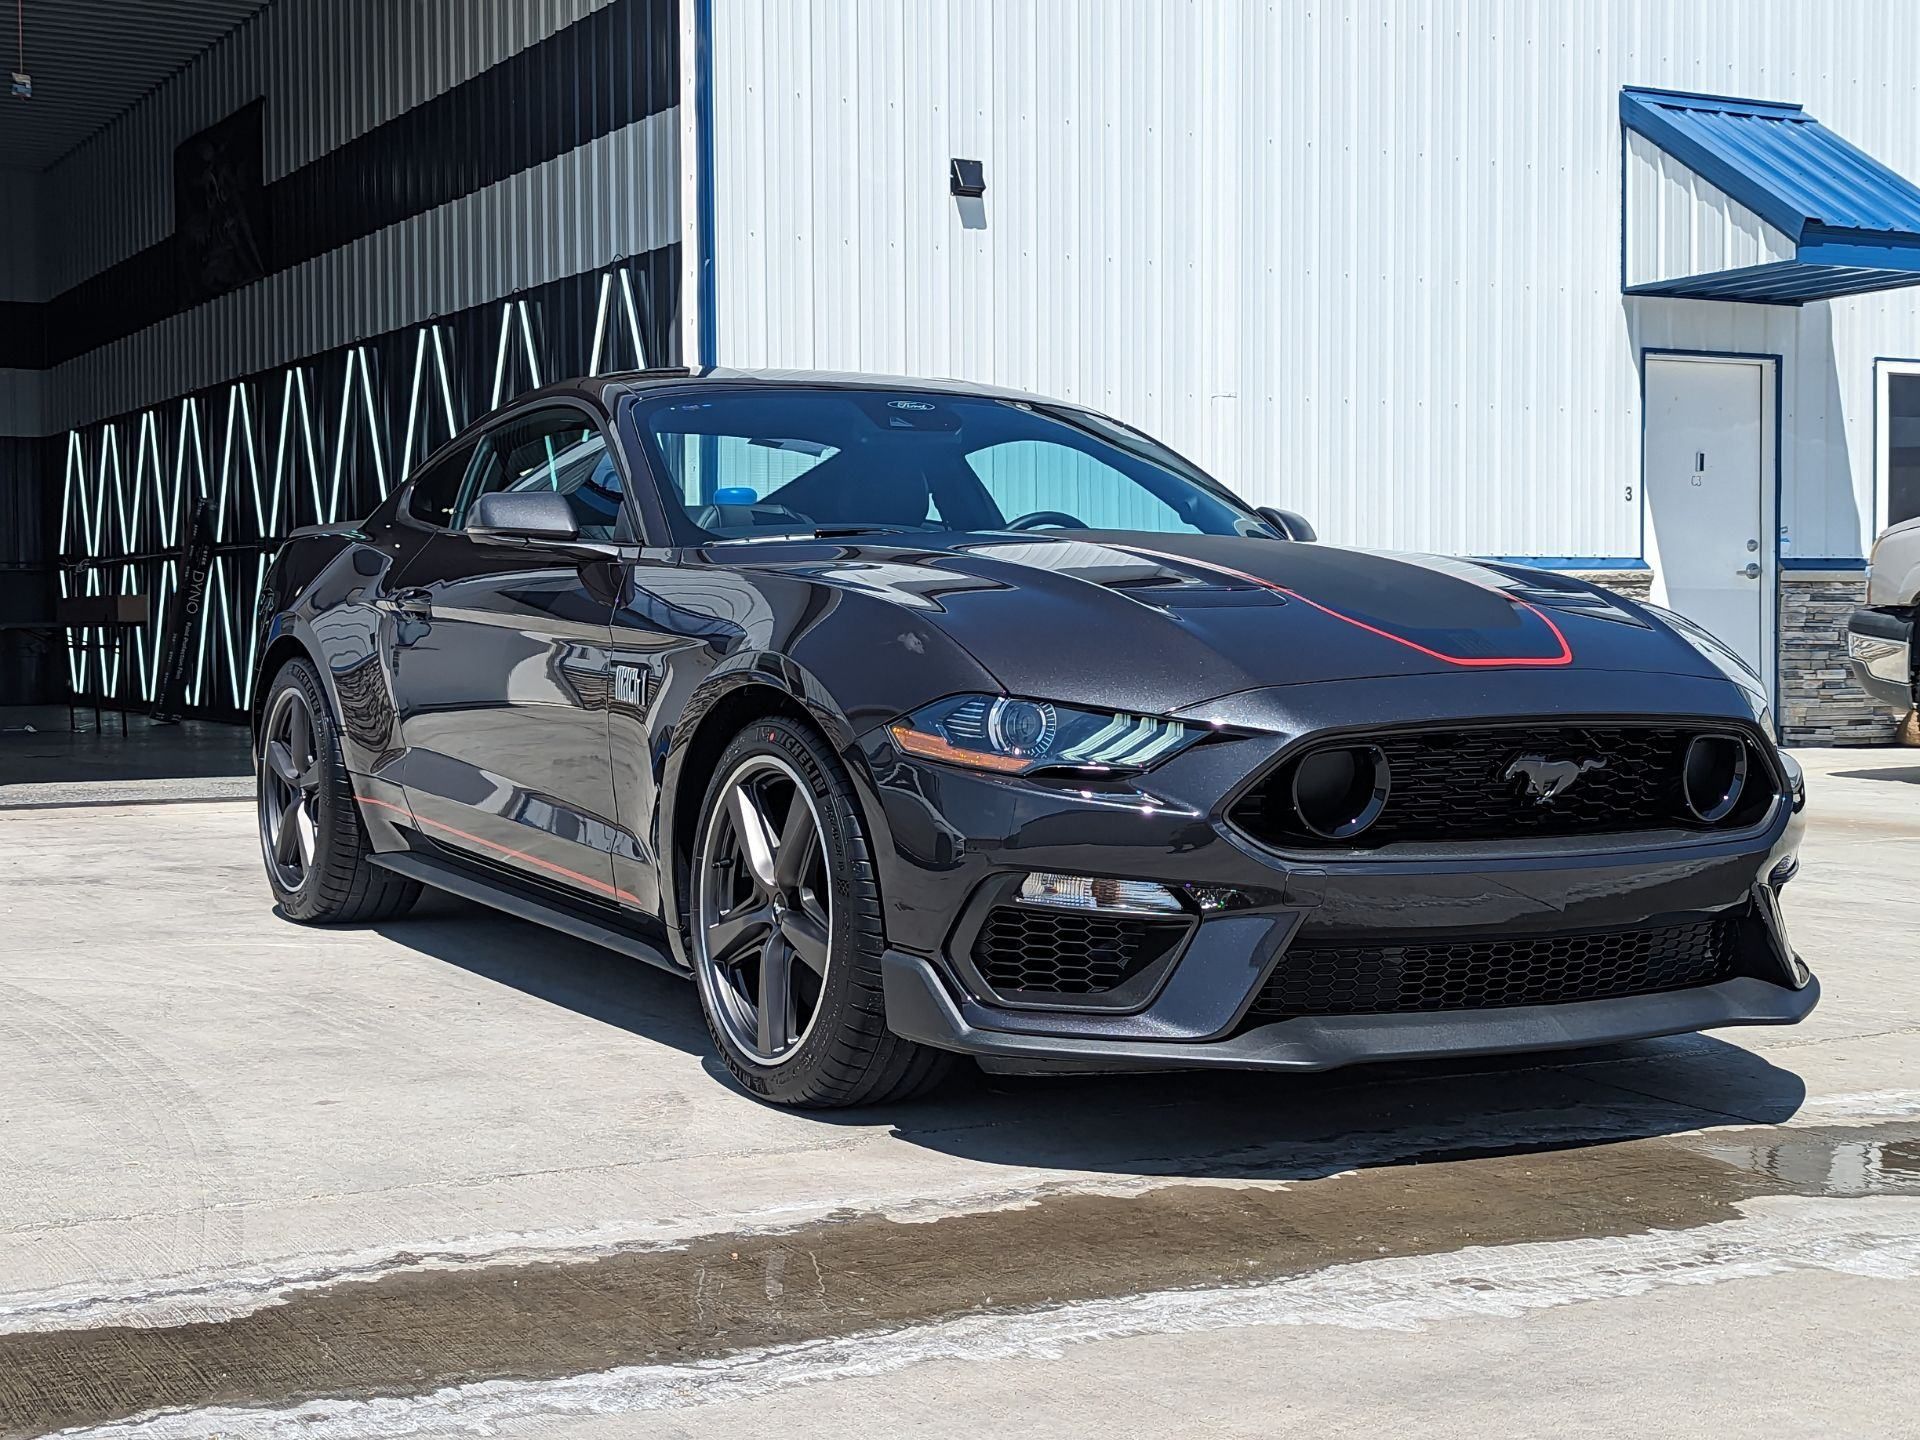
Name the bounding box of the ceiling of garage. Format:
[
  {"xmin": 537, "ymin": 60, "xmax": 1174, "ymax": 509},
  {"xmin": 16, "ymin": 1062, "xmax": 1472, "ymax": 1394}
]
[{"xmin": 0, "ymin": 0, "xmax": 272, "ymax": 171}]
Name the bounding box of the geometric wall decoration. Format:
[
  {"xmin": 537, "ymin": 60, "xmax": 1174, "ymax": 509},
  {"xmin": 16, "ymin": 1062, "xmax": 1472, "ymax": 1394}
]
[{"xmin": 56, "ymin": 252, "xmax": 678, "ymax": 719}]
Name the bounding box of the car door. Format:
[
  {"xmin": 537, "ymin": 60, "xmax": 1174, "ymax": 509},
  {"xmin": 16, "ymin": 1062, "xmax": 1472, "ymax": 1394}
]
[{"xmin": 388, "ymin": 403, "xmax": 631, "ymax": 903}]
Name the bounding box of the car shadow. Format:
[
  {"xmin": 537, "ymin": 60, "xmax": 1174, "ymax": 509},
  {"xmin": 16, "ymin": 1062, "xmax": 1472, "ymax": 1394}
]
[
  {"xmin": 372, "ymin": 890, "xmax": 712, "ymax": 1058},
  {"xmin": 1831, "ymin": 765, "xmax": 1920, "ymax": 785},
  {"xmin": 861, "ymin": 1036, "xmax": 1807, "ymax": 1182},
  {"xmin": 372, "ymin": 893, "xmax": 1807, "ymax": 1183}
]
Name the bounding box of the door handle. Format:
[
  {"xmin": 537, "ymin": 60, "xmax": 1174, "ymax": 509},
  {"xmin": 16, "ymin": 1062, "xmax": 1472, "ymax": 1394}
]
[
  {"xmin": 387, "ymin": 587, "xmax": 435, "ymax": 616},
  {"xmin": 1738, "ymin": 563, "xmax": 1762, "ymax": 580}
]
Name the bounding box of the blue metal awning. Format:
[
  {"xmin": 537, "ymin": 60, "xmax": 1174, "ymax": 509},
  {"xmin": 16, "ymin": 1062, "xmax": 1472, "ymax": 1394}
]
[{"xmin": 1621, "ymin": 87, "xmax": 1920, "ymax": 303}]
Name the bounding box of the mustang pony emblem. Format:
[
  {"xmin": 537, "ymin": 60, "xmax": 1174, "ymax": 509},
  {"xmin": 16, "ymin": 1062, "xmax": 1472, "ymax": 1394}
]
[{"xmin": 1503, "ymin": 754, "xmax": 1607, "ymax": 803}]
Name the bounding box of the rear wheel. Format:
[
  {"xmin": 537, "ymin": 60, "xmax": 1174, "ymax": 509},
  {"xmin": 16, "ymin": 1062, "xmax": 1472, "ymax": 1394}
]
[
  {"xmin": 257, "ymin": 657, "xmax": 420, "ymax": 924},
  {"xmin": 691, "ymin": 717, "xmax": 952, "ymax": 1107}
]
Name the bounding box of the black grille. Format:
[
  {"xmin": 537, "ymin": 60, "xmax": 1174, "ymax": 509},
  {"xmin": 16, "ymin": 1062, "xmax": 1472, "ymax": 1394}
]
[
  {"xmin": 1248, "ymin": 918, "xmax": 1741, "ymax": 1019},
  {"xmin": 1232, "ymin": 725, "xmax": 1774, "ymax": 848},
  {"xmin": 973, "ymin": 905, "xmax": 1187, "ymax": 996}
]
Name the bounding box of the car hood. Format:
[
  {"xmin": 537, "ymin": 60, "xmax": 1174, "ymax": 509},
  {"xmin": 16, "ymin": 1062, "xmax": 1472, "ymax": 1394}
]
[{"xmin": 713, "ymin": 531, "xmax": 1732, "ymax": 715}]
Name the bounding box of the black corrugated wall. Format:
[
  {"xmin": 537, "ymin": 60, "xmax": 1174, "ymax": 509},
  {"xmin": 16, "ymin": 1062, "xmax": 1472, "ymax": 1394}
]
[{"xmin": 0, "ymin": 437, "xmax": 53, "ymax": 705}]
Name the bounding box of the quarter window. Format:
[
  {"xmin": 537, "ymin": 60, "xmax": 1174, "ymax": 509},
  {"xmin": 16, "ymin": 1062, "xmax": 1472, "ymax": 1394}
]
[{"xmin": 405, "ymin": 440, "xmax": 478, "ymax": 529}]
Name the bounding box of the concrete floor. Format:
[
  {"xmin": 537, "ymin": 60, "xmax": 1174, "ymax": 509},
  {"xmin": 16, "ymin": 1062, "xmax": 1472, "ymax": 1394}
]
[
  {"xmin": 0, "ymin": 705, "xmax": 251, "ymax": 808},
  {"xmin": 0, "ymin": 748, "xmax": 1917, "ymax": 1437}
]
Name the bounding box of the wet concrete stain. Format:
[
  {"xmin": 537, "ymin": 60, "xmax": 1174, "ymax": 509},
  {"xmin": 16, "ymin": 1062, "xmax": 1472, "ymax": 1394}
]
[{"xmin": 2, "ymin": 1121, "xmax": 1916, "ymax": 1438}]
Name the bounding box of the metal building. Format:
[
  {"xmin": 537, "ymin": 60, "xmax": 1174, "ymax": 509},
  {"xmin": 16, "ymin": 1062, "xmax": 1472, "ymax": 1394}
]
[{"xmin": 7, "ymin": 0, "xmax": 1920, "ymax": 742}]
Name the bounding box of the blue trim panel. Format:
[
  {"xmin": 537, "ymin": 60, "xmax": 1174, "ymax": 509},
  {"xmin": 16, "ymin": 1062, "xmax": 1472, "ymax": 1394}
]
[
  {"xmin": 1621, "ymin": 86, "xmax": 1805, "ymax": 119},
  {"xmin": 1779, "ymin": 557, "xmax": 1868, "ymax": 571},
  {"xmin": 1480, "ymin": 557, "xmax": 1650, "ymax": 571},
  {"xmin": 694, "ymin": 0, "xmax": 718, "ymax": 367},
  {"xmin": 1626, "ymin": 263, "xmax": 1920, "ymax": 305}
]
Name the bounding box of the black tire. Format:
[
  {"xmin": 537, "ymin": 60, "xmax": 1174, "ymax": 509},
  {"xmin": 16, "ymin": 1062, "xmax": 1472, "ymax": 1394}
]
[
  {"xmin": 257, "ymin": 656, "xmax": 421, "ymax": 925},
  {"xmin": 690, "ymin": 716, "xmax": 954, "ymax": 1108}
]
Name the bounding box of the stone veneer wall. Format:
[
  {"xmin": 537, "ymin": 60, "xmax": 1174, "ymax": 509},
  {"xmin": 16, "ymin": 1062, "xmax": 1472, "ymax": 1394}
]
[
  {"xmin": 1776, "ymin": 572, "xmax": 1902, "ymax": 747},
  {"xmin": 1568, "ymin": 570, "xmax": 1653, "ymax": 604},
  {"xmin": 1567, "ymin": 568, "xmax": 1900, "ymax": 747}
]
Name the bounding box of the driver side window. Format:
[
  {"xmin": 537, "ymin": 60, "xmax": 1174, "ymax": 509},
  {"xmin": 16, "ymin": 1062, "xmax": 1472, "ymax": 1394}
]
[
  {"xmin": 458, "ymin": 408, "xmax": 629, "ymax": 540},
  {"xmin": 966, "ymin": 440, "xmax": 1186, "ymax": 531}
]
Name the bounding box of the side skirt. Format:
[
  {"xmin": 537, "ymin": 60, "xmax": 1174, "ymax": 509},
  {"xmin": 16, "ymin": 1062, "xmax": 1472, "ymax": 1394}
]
[{"xmin": 371, "ymin": 850, "xmax": 684, "ymax": 977}]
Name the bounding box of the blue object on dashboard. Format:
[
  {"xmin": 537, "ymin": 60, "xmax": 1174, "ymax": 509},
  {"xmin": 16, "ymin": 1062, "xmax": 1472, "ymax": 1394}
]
[{"xmin": 713, "ymin": 487, "xmax": 758, "ymax": 504}]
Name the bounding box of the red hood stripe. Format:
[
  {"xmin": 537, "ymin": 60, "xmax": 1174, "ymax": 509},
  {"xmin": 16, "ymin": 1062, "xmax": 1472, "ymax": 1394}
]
[{"xmin": 1108, "ymin": 543, "xmax": 1573, "ymax": 668}]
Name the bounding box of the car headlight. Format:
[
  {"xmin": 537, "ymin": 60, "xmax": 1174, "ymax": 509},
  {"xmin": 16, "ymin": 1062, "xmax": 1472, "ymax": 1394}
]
[{"xmin": 888, "ymin": 694, "xmax": 1211, "ymax": 775}]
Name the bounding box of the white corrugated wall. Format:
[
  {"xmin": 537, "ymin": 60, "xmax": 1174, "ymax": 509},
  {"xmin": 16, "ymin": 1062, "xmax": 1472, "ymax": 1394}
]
[{"xmin": 704, "ymin": 0, "xmax": 1920, "ymax": 563}]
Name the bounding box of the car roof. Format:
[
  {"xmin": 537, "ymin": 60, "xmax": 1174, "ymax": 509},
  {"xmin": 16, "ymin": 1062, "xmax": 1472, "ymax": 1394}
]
[{"xmin": 512, "ymin": 367, "xmax": 1078, "ymax": 410}]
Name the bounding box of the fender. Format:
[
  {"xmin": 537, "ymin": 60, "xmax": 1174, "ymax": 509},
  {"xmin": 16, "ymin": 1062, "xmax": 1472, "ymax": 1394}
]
[{"xmin": 643, "ymin": 565, "xmax": 1002, "ymax": 963}]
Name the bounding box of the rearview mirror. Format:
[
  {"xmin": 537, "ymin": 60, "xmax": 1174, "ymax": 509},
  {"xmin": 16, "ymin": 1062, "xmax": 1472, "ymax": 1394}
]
[
  {"xmin": 469, "ymin": 490, "xmax": 581, "ymax": 542},
  {"xmin": 1258, "ymin": 506, "xmax": 1318, "ymax": 542}
]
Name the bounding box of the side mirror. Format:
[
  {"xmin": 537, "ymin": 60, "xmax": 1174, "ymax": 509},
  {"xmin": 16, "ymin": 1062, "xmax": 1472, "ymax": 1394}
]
[
  {"xmin": 469, "ymin": 490, "xmax": 582, "ymax": 542},
  {"xmin": 1258, "ymin": 506, "xmax": 1318, "ymax": 542}
]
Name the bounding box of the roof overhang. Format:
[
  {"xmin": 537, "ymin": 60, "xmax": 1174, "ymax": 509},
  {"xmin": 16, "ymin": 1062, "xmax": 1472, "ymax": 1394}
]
[{"xmin": 1621, "ymin": 86, "xmax": 1920, "ymax": 304}]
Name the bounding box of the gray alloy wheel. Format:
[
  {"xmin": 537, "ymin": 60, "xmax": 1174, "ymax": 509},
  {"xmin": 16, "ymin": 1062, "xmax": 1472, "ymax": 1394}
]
[
  {"xmin": 688, "ymin": 717, "xmax": 954, "ymax": 1107},
  {"xmin": 256, "ymin": 656, "xmax": 420, "ymax": 925},
  {"xmin": 259, "ymin": 683, "xmax": 322, "ymax": 892},
  {"xmin": 693, "ymin": 753, "xmax": 833, "ymax": 1065}
]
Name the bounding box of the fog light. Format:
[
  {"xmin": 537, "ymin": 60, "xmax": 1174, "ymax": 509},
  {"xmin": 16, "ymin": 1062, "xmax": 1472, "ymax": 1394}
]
[
  {"xmin": 1290, "ymin": 744, "xmax": 1391, "ymax": 840},
  {"xmin": 1683, "ymin": 735, "xmax": 1749, "ymax": 823},
  {"xmin": 1018, "ymin": 872, "xmax": 1184, "ymax": 914},
  {"xmin": 1184, "ymin": 883, "xmax": 1255, "ymax": 912}
]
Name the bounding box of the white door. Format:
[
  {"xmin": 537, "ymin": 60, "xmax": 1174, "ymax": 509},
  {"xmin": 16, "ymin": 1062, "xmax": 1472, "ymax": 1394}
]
[{"xmin": 1643, "ymin": 358, "xmax": 1768, "ymax": 680}]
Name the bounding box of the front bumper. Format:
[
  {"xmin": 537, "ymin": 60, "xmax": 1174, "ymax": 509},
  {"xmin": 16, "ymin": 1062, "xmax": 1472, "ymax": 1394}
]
[
  {"xmin": 883, "ymin": 954, "xmax": 1819, "ymax": 1072},
  {"xmin": 1847, "ymin": 606, "xmax": 1912, "ymax": 710},
  {"xmin": 858, "ymin": 669, "xmax": 1814, "ymax": 1074}
]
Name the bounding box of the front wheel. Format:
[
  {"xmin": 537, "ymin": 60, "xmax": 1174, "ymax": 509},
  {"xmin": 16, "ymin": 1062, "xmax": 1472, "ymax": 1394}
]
[{"xmin": 691, "ymin": 717, "xmax": 952, "ymax": 1107}]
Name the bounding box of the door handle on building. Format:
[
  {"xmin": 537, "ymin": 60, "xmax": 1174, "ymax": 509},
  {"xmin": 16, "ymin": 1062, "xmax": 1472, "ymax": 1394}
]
[{"xmin": 1738, "ymin": 562, "xmax": 1762, "ymax": 580}]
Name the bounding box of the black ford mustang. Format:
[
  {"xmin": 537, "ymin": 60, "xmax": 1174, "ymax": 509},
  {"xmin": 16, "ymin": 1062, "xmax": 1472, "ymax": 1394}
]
[{"xmin": 252, "ymin": 370, "xmax": 1814, "ymax": 1107}]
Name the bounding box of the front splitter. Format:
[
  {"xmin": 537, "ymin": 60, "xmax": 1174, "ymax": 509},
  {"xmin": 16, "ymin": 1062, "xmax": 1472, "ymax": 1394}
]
[{"xmin": 881, "ymin": 951, "xmax": 1820, "ymax": 1075}]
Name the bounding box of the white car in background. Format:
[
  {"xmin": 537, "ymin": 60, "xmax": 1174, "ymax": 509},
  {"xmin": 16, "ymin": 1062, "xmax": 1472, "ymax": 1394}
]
[{"xmin": 1849, "ymin": 518, "xmax": 1920, "ymax": 715}]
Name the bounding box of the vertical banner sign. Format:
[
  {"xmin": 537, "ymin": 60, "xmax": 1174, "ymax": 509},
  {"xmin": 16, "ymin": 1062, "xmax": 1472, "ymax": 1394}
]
[{"xmin": 153, "ymin": 501, "xmax": 217, "ymax": 721}]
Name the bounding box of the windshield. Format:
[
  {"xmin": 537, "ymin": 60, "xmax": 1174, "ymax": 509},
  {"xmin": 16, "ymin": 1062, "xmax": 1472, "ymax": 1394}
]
[{"xmin": 631, "ymin": 387, "xmax": 1275, "ymax": 542}]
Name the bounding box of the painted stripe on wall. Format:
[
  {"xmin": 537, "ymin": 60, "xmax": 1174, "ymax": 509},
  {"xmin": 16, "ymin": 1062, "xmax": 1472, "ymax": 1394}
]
[
  {"xmin": 39, "ymin": 0, "xmax": 625, "ymax": 298},
  {"xmin": 42, "ymin": 113, "xmax": 680, "ymax": 436},
  {"xmin": 32, "ymin": 0, "xmax": 676, "ymax": 371}
]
